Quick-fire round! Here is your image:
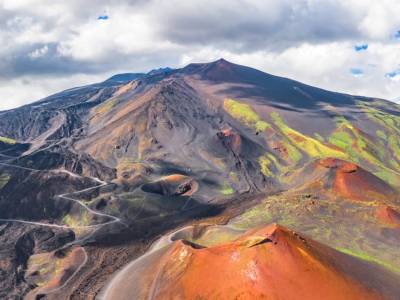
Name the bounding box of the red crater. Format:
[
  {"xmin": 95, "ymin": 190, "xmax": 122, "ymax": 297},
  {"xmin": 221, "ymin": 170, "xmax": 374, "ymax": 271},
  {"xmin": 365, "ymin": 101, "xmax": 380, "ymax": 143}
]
[
  {"xmin": 142, "ymin": 224, "xmax": 395, "ymax": 300},
  {"xmin": 318, "ymin": 158, "xmax": 396, "ymax": 202},
  {"xmin": 141, "ymin": 174, "xmax": 198, "ymax": 196},
  {"xmin": 376, "ymin": 206, "xmax": 400, "ymax": 227},
  {"xmin": 319, "ymin": 157, "xmax": 358, "ymax": 172}
]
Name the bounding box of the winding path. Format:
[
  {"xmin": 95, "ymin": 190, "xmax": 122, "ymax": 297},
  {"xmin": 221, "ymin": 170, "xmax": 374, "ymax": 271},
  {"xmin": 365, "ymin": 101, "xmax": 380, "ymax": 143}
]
[
  {"xmin": 0, "ymin": 150, "xmax": 123, "ymax": 296},
  {"xmin": 0, "ymin": 146, "xmax": 219, "ymax": 298}
]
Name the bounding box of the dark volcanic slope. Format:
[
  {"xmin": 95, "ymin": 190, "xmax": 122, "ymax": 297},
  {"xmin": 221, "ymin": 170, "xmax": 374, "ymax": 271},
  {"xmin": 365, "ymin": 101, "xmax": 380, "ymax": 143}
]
[
  {"xmin": 3, "ymin": 59, "xmax": 400, "ymax": 185},
  {"xmin": 1, "ymin": 59, "xmax": 400, "ymax": 298}
]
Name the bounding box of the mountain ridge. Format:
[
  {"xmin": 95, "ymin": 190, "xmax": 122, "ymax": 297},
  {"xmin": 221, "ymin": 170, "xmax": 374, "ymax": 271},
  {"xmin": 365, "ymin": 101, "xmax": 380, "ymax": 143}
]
[{"xmin": 2, "ymin": 58, "xmax": 397, "ymax": 114}]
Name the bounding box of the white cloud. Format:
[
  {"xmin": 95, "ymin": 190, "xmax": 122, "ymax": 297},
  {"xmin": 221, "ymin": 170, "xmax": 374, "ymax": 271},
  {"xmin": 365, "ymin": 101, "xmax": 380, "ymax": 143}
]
[
  {"xmin": 1, "ymin": 0, "xmax": 400, "ymax": 110},
  {"xmin": 356, "ymin": 0, "xmax": 400, "ymax": 40},
  {"xmin": 28, "ymin": 45, "xmax": 48, "ymax": 59},
  {"xmin": 56, "ymin": 11, "xmax": 168, "ymax": 61},
  {"xmin": 0, "ymin": 73, "xmax": 111, "ymax": 111},
  {"xmin": 178, "ymin": 41, "xmax": 400, "ymax": 99}
]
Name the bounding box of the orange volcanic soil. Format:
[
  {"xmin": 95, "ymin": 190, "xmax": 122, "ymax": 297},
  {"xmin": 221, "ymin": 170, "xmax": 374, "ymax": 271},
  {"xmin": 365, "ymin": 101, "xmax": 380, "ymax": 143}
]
[
  {"xmin": 141, "ymin": 174, "xmax": 198, "ymax": 196},
  {"xmin": 45, "ymin": 246, "xmax": 86, "ymax": 289},
  {"xmin": 318, "ymin": 158, "xmax": 396, "ymax": 202},
  {"xmin": 160, "ymin": 174, "xmax": 199, "ymax": 196},
  {"xmin": 26, "ymin": 246, "xmax": 86, "ymax": 299},
  {"xmin": 376, "ymin": 206, "xmax": 400, "ymax": 227},
  {"xmin": 160, "ymin": 174, "xmax": 189, "ymax": 183},
  {"xmin": 145, "ymin": 224, "xmax": 393, "ymax": 300}
]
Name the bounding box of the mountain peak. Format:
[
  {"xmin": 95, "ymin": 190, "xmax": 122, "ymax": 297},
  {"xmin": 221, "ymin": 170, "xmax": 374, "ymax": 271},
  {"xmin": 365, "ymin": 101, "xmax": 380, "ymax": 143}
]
[
  {"xmin": 213, "ymin": 57, "xmax": 231, "ymax": 64},
  {"xmin": 105, "ymin": 73, "xmax": 144, "ymax": 83},
  {"xmin": 147, "ymin": 67, "xmax": 174, "ymax": 76},
  {"xmin": 180, "ymin": 57, "xmax": 247, "ymax": 82},
  {"xmin": 209, "ymin": 57, "xmax": 238, "ymax": 69}
]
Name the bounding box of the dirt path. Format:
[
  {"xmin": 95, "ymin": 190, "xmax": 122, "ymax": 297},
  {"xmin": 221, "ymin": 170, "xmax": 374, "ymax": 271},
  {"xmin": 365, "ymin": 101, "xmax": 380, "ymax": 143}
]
[{"xmin": 0, "ymin": 152, "xmax": 123, "ymax": 296}]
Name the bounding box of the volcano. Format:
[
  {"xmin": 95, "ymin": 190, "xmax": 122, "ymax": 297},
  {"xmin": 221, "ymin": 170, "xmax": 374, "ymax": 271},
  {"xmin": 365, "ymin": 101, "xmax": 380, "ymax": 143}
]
[
  {"xmin": 0, "ymin": 59, "xmax": 399, "ymax": 299},
  {"xmin": 103, "ymin": 224, "xmax": 400, "ymax": 300}
]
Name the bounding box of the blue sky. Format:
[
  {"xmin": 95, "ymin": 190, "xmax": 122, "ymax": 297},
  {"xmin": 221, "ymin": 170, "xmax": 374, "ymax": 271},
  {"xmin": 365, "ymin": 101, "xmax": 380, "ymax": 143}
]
[
  {"xmin": 0, "ymin": 0, "xmax": 400, "ymax": 110},
  {"xmin": 354, "ymin": 44, "xmax": 368, "ymax": 52},
  {"xmin": 350, "ymin": 68, "xmax": 364, "ymax": 77},
  {"xmin": 385, "ymin": 70, "xmax": 400, "ymax": 80}
]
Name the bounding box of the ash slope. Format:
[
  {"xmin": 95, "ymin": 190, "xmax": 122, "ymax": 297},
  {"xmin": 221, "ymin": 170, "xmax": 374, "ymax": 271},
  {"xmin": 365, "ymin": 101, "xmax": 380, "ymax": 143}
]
[
  {"xmin": 2, "ymin": 58, "xmax": 400, "ymax": 189},
  {"xmin": 1, "ymin": 59, "xmax": 400, "ymax": 298}
]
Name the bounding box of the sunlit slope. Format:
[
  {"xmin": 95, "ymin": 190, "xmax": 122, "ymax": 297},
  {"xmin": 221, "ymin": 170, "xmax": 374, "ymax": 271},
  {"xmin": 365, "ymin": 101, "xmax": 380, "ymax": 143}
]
[
  {"xmin": 223, "ymin": 97, "xmax": 400, "ymax": 188},
  {"xmin": 105, "ymin": 224, "xmax": 400, "ymax": 300}
]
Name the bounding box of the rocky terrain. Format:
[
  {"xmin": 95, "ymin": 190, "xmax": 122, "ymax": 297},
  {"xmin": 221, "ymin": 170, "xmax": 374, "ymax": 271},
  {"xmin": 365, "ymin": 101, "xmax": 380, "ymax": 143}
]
[{"xmin": 0, "ymin": 59, "xmax": 399, "ymax": 299}]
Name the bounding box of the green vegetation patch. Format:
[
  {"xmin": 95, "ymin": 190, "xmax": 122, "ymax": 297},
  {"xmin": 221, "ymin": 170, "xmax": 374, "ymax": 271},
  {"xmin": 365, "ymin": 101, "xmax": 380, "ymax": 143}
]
[
  {"xmin": 373, "ymin": 170, "xmax": 399, "ymax": 187},
  {"xmin": 258, "ymin": 154, "xmax": 273, "ymax": 177},
  {"xmin": 95, "ymin": 98, "xmax": 118, "ymax": 115},
  {"xmin": 336, "ymin": 247, "xmax": 400, "ymax": 274},
  {"xmin": 258, "ymin": 153, "xmax": 280, "ymax": 177},
  {"xmin": 191, "ymin": 227, "xmax": 243, "ymax": 247},
  {"xmin": 284, "ymin": 140, "xmax": 303, "ymax": 165},
  {"xmin": 0, "ymin": 136, "xmax": 16, "ymax": 144},
  {"xmin": 231, "ymin": 204, "xmax": 273, "ymax": 230},
  {"xmin": 335, "ymin": 116, "xmax": 383, "ymax": 164},
  {"xmin": 376, "ymin": 130, "xmax": 387, "ymax": 140},
  {"xmin": 223, "ymin": 98, "xmax": 270, "ymax": 131},
  {"xmin": 0, "ymin": 173, "xmax": 10, "ymax": 190},
  {"xmin": 361, "ymin": 103, "xmax": 400, "ymax": 135},
  {"xmin": 219, "ymin": 181, "xmax": 235, "ymax": 195},
  {"xmin": 271, "ymin": 112, "xmax": 346, "ymax": 160},
  {"xmin": 330, "ymin": 111, "xmax": 400, "ymax": 186},
  {"xmin": 388, "ymin": 134, "xmax": 400, "ymax": 162},
  {"xmin": 229, "ymin": 192, "xmax": 400, "ymax": 274},
  {"xmin": 63, "ymin": 211, "xmax": 90, "ymax": 229},
  {"xmin": 314, "ymin": 132, "xmax": 324, "ymax": 142},
  {"xmin": 329, "ymin": 131, "xmax": 352, "ymax": 150}
]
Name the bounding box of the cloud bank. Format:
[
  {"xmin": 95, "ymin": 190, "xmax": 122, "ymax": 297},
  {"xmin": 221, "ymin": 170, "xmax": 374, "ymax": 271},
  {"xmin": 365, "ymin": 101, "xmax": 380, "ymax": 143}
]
[{"xmin": 1, "ymin": 0, "xmax": 400, "ymax": 110}]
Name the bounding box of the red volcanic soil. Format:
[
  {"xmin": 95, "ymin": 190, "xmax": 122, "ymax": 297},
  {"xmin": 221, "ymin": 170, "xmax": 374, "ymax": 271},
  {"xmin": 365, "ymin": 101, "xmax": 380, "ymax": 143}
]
[
  {"xmin": 146, "ymin": 224, "xmax": 393, "ymax": 300},
  {"xmin": 141, "ymin": 174, "xmax": 198, "ymax": 196},
  {"xmin": 217, "ymin": 128, "xmax": 242, "ymax": 153},
  {"xmin": 161, "ymin": 174, "xmax": 188, "ymax": 183},
  {"xmin": 46, "ymin": 246, "xmax": 86, "ymax": 289},
  {"xmin": 318, "ymin": 158, "xmax": 396, "ymax": 202},
  {"xmin": 376, "ymin": 206, "xmax": 400, "ymax": 226},
  {"xmin": 271, "ymin": 141, "xmax": 290, "ymax": 159},
  {"xmin": 26, "ymin": 246, "xmax": 86, "ymax": 299},
  {"xmin": 161, "ymin": 174, "xmax": 199, "ymax": 196}
]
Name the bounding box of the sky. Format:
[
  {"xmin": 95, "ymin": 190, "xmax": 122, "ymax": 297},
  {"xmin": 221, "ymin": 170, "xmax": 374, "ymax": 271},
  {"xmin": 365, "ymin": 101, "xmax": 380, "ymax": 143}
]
[{"xmin": 1, "ymin": 0, "xmax": 400, "ymax": 110}]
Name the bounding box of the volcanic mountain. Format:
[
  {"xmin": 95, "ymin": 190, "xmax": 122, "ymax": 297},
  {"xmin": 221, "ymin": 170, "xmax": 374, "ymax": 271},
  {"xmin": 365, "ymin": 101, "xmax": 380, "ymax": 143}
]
[
  {"xmin": 103, "ymin": 224, "xmax": 400, "ymax": 300},
  {"xmin": 0, "ymin": 59, "xmax": 399, "ymax": 299}
]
